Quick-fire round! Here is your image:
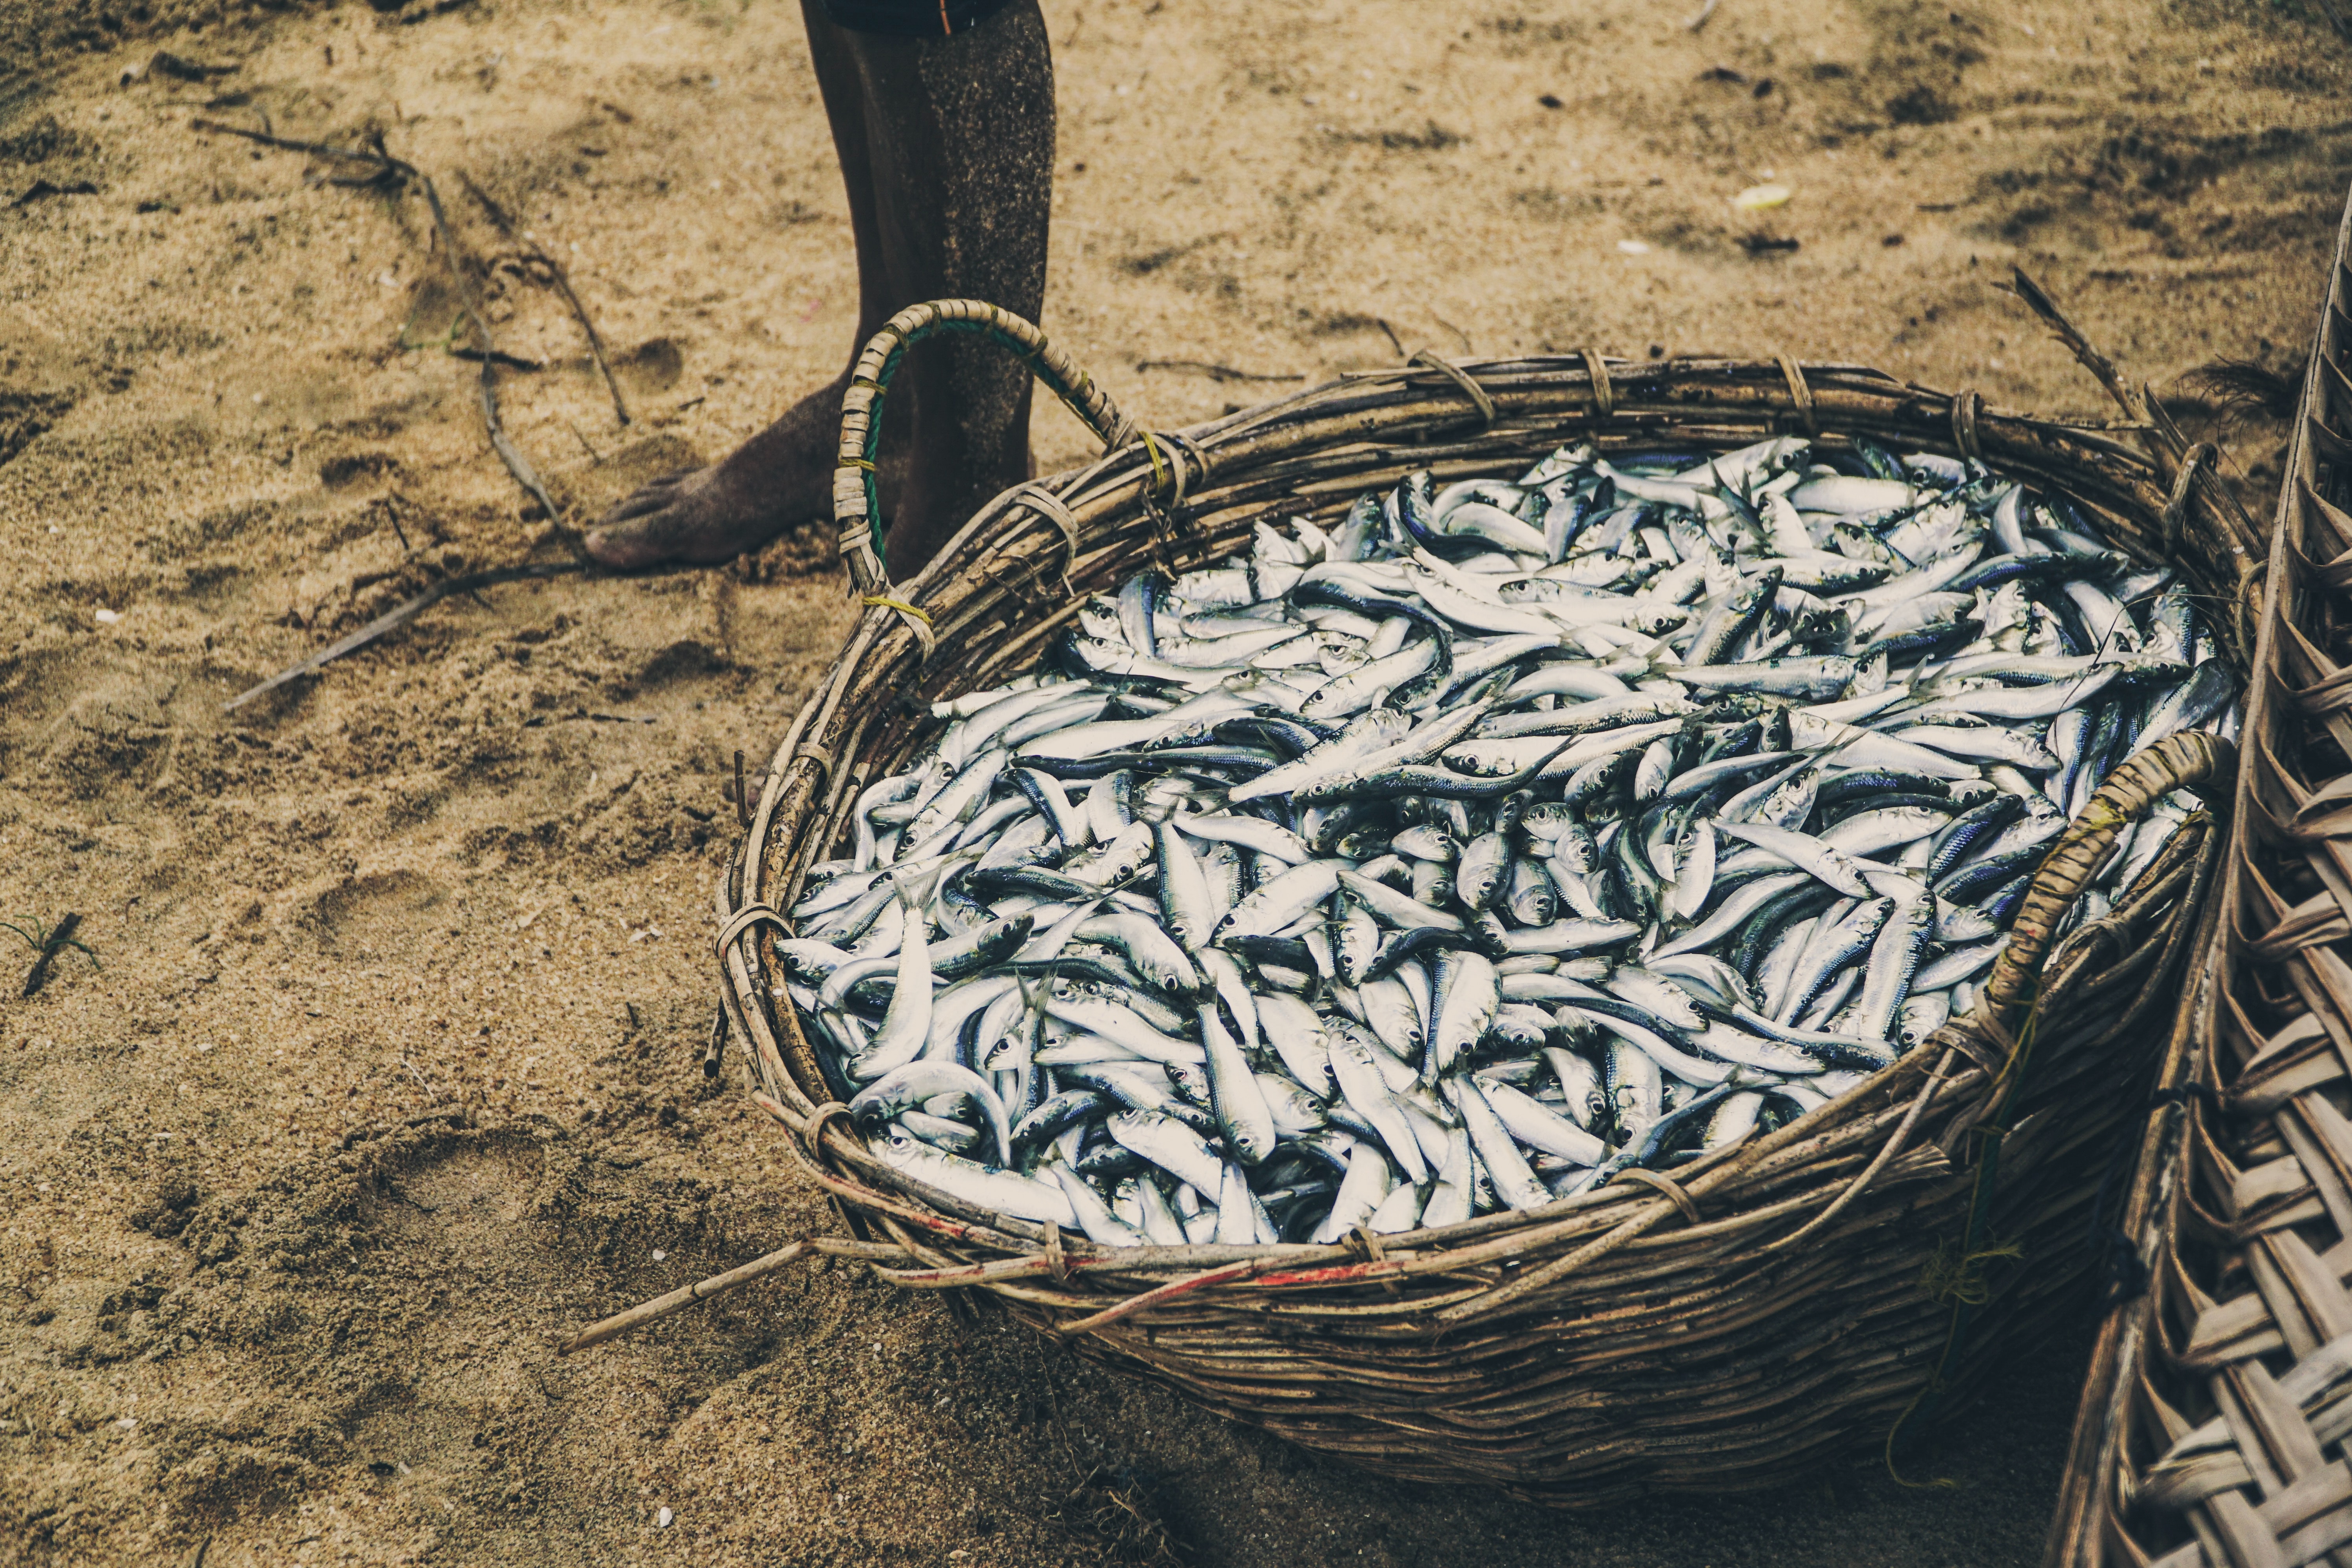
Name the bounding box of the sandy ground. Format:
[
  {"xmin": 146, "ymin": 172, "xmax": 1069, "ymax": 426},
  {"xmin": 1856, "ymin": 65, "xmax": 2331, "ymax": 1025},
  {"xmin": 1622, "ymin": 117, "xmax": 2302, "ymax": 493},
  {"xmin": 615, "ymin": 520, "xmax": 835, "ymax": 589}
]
[{"xmin": 4, "ymin": 1, "xmax": 2350, "ymax": 1564}]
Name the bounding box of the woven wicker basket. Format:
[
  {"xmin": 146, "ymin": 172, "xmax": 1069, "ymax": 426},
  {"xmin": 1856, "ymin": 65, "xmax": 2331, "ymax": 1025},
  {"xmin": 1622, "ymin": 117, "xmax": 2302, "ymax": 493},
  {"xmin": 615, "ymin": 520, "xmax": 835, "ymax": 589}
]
[
  {"xmin": 2043, "ymin": 193, "xmax": 2352, "ymax": 1564},
  {"xmin": 715, "ymin": 299, "xmax": 2264, "ymax": 1506}
]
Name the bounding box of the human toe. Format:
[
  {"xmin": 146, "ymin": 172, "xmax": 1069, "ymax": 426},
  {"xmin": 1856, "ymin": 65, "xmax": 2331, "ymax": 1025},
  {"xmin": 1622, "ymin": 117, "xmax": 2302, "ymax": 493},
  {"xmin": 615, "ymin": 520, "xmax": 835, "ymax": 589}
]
[
  {"xmin": 598, "ymin": 474, "xmax": 696, "ymax": 527},
  {"xmin": 583, "ymin": 517, "xmax": 677, "ymax": 570}
]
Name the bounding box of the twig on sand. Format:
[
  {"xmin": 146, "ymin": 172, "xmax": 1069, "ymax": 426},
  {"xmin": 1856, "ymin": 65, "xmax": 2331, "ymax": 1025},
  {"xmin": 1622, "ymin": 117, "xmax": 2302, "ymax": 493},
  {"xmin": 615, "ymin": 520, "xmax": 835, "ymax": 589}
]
[
  {"xmin": 150, "ymin": 51, "xmax": 237, "ymax": 82},
  {"xmin": 415, "ymin": 169, "xmax": 575, "ymax": 548},
  {"xmin": 558, "ymin": 1247, "xmax": 819, "ymax": 1355},
  {"xmin": 189, "ymin": 118, "xmax": 394, "ymax": 174},
  {"xmin": 449, "ymin": 345, "xmax": 544, "ymax": 372},
  {"xmin": 221, "ymin": 562, "xmax": 590, "ymax": 712},
  {"xmin": 2005, "ymin": 265, "xmax": 2267, "ymax": 553},
  {"xmin": 1134, "ymin": 360, "xmax": 1305, "ymax": 385},
  {"xmin": 560, "ymin": 1232, "xmax": 927, "ymax": 1354},
  {"xmin": 457, "ymin": 169, "xmax": 632, "ymax": 428},
  {"xmin": 1687, "ymin": 0, "xmax": 1722, "ymax": 31},
  {"xmin": 558, "ymin": 1240, "xmax": 833, "ymax": 1355},
  {"xmin": 188, "ymin": 119, "xmax": 573, "ymax": 552},
  {"xmin": 2005, "ymin": 265, "xmax": 2148, "ymax": 425},
  {"xmin": 6, "ymin": 911, "xmax": 94, "ymax": 999},
  {"xmin": 703, "ymin": 1004, "xmax": 727, "ymax": 1080}
]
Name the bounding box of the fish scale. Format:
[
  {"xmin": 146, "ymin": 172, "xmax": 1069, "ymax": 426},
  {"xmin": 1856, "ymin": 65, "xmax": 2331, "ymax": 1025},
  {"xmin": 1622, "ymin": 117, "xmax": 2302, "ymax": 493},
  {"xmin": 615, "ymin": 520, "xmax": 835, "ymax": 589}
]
[{"xmin": 790, "ymin": 439, "xmax": 2238, "ymax": 1245}]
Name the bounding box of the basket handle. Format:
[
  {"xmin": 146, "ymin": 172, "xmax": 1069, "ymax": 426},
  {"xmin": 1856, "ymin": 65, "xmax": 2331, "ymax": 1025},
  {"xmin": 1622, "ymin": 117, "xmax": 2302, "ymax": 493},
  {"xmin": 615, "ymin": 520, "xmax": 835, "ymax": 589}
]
[
  {"xmin": 1976, "ymin": 730, "xmax": 2236, "ymax": 1038},
  {"xmin": 830, "ymin": 300, "xmax": 1136, "ymax": 615}
]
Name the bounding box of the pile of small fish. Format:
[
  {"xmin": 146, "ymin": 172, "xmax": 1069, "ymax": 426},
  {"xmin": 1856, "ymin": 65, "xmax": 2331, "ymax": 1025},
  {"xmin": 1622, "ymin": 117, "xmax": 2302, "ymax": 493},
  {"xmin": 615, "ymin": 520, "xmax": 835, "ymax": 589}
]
[{"xmin": 779, "ymin": 435, "xmax": 2237, "ymax": 1248}]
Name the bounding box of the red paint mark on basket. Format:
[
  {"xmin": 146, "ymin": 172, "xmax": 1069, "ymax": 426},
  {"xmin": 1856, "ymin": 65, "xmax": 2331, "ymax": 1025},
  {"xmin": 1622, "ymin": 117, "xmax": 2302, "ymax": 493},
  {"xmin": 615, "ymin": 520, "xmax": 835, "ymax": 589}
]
[{"xmin": 1254, "ymin": 1260, "xmax": 1408, "ymax": 1289}]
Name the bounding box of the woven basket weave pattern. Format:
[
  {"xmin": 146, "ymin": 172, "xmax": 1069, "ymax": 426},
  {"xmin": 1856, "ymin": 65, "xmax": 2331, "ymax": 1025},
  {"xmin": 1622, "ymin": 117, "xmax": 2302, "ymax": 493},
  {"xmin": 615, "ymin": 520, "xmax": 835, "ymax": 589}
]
[
  {"xmin": 2045, "ymin": 195, "xmax": 2352, "ymax": 1563},
  {"xmin": 721, "ymin": 323, "xmax": 2260, "ymax": 1505}
]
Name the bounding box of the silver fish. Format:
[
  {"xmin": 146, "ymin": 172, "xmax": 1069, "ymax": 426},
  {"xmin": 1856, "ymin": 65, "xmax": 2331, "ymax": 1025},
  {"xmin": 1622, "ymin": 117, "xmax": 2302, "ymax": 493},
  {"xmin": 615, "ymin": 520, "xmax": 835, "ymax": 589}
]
[
  {"xmin": 880, "ymin": 1132, "xmax": 1075, "ymax": 1227},
  {"xmin": 789, "ymin": 437, "xmax": 2234, "ymax": 1248},
  {"xmin": 853, "ymin": 1062, "xmax": 1013, "ymax": 1165}
]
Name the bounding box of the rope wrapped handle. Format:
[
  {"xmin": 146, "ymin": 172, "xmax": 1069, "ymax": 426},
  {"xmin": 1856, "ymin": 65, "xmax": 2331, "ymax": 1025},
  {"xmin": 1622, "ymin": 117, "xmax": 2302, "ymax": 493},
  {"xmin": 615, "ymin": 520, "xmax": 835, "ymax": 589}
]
[
  {"xmin": 1977, "ymin": 730, "xmax": 2236, "ymax": 1036},
  {"xmin": 832, "ymin": 300, "xmax": 1135, "ymax": 646}
]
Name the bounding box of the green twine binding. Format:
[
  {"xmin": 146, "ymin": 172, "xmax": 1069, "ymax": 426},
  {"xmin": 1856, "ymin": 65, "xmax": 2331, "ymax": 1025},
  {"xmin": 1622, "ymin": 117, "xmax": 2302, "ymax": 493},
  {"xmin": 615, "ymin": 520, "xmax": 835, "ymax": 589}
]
[
  {"xmin": 844, "ymin": 311, "xmax": 1121, "ymax": 561},
  {"xmin": 1883, "ymin": 763, "xmax": 2208, "ymax": 1485},
  {"xmin": 1917, "ymin": 1236, "xmax": 2026, "ymax": 1308},
  {"xmin": 1884, "ymin": 974, "xmax": 2047, "ymax": 1488}
]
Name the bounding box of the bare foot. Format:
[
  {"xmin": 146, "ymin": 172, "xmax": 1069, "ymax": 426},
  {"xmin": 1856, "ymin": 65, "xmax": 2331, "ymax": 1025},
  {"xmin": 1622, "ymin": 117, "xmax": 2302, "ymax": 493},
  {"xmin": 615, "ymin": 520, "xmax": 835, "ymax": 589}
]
[{"xmin": 584, "ymin": 374, "xmax": 904, "ymax": 570}]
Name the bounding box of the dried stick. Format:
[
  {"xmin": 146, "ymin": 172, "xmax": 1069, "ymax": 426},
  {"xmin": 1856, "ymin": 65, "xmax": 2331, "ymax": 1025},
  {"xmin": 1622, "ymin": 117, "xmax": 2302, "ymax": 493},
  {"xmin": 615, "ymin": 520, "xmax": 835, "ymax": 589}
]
[
  {"xmin": 555, "ymin": 1235, "xmax": 907, "ymax": 1354},
  {"xmin": 188, "ymin": 118, "xmax": 388, "ymax": 170},
  {"xmin": 411, "ymin": 169, "xmax": 572, "ymax": 547},
  {"xmin": 2007, "ymin": 265, "xmax": 2150, "ymax": 427},
  {"xmin": 222, "ymin": 562, "xmax": 589, "ymax": 711},
  {"xmin": 456, "ymin": 169, "xmax": 632, "ymax": 427},
  {"xmin": 189, "ymin": 120, "xmax": 573, "ymax": 549},
  {"xmin": 1135, "ymin": 360, "xmax": 1304, "ymax": 385},
  {"xmin": 558, "ymin": 1242, "xmax": 817, "ymax": 1355}
]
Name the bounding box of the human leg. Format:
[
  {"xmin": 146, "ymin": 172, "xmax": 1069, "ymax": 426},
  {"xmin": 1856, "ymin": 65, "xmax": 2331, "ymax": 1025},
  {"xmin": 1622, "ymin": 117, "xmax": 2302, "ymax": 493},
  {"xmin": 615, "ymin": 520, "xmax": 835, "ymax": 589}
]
[
  {"xmin": 842, "ymin": 2, "xmax": 1054, "ymax": 579},
  {"xmin": 585, "ymin": 0, "xmax": 1054, "ymax": 579},
  {"xmin": 584, "ymin": 0, "xmax": 908, "ymax": 569}
]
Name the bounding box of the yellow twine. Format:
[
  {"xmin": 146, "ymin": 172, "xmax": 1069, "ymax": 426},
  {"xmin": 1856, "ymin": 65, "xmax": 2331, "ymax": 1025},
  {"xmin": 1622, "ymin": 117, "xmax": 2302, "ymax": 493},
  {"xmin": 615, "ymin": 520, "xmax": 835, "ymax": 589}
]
[
  {"xmin": 1877, "ymin": 791, "xmax": 2166, "ymax": 1495},
  {"xmin": 1982, "ymin": 970, "xmax": 2046, "ymax": 1105},
  {"xmin": 1139, "ymin": 428, "xmax": 1171, "ymax": 498},
  {"xmin": 836, "ymin": 457, "xmax": 878, "ymax": 472},
  {"xmin": 2075, "ymin": 795, "xmax": 2131, "ymax": 838},
  {"xmin": 861, "ymin": 595, "xmax": 932, "ymax": 625},
  {"xmin": 1884, "ymin": 1386, "xmax": 1964, "ymax": 1491},
  {"xmin": 1881, "ymin": 1235, "xmax": 2024, "ymax": 1490},
  {"xmin": 1918, "ymin": 1236, "xmax": 2024, "ymax": 1307}
]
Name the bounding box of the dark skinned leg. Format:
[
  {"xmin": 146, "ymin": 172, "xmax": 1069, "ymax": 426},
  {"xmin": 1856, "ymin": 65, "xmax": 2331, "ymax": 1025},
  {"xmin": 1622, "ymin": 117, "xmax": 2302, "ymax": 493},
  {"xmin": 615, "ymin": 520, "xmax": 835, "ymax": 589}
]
[
  {"xmin": 586, "ymin": 2, "xmax": 1054, "ymax": 577},
  {"xmin": 847, "ymin": 5, "xmax": 1053, "ymax": 579},
  {"xmin": 585, "ymin": 0, "xmax": 904, "ymax": 570}
]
